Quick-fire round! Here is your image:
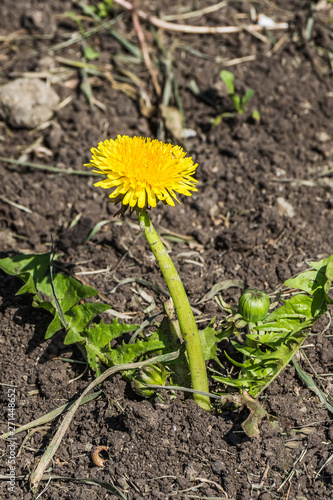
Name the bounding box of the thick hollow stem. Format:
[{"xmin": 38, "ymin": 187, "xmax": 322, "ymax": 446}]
[{"xmin": 137, "ymin": 208, "xmax": 210, "ymax": 411}]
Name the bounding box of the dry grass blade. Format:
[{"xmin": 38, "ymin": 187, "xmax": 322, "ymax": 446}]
[
  {"xmin": 271, "ymin": 176, "xmax": 330, "ymax": 188},
  {"xmin": 277, "ymin": 448, "xmax": 307, "ymax": 492},
  {"xmin": 85, "ymin": 219, "xmax": 112, "ymax": 242},
  {"xmin": 49, "ymin": 16, "xmax": 123, "ymax": 52},
  {"xmin": 54, "ymin": 55, "xmax": 145, "ymax": 103},
  {"xmin": 196, "ymin": 279, "xmax": 246, "ymax": 305},
  {"xmin": 110, "ymin": 276, "xmax": 169, "ymax": 297},
  {"xmin": 75, "ymin": 268, "xmax": 110, "ymax": 275},
  {"xmin": 0, "ymin": 474, "xmax": 127, "ymax": 499},
  {"xmin": 104, "ymin": 308, "xmax": 135, "ymax": 319},
  {"xmin": 29, "ymin": 351, "xmax": 179, "ymax": 490},
  {"xmin": 223, "ymin": 55, "xmax": 256, "ymax": 67},
  {"xmin": 55, "ymin": 55, "xmax": 111, "ymax": 75},
  {"xmin": 292, "ymin": 358, "xmax": 333, "ymax": 414},
  {"xmin": 132, "ymin": 6, "xmax": 161, "ymax": 96},
  {"xmin": 42, "ymin": 475, "xmax": 127, "ymax": 499},
  {"xmin": 185, "ymin": 495, "xmax": 227, "ymax": 499},
  {"xmin": 163, "ymin": 0, "xmax": 227, "ymax": 21},
  {"xmin": 0, "ymin": 194, "xmax": 33, "ymax": 213},
  {"xmin": 0, "ymin": 157, "xmax": 99, "ymax": 176},
  {"xmin": 159, "ymin": 225, "xmax": 197, "ymax": 241},
  {"xmin": 113, "ymin": 0, "xmax": 288, "ymax": 34},
  {"xmin": 0, "ymin": 391, "xmax": 102, "ymax": 440},
  {"xmin": 10, "ymin": 68, "xmax": 76, "ymax": 85},
  {"xmin": 315, "ymin": 452, "xmax": 333, "ymax": 479},
  {"xmin": 313, "ymin": 167, "xmax": 333, "ymax": 179},
  {"xmin": 145, "ymin": 384, "xmax": 221, "ymax": 399}
]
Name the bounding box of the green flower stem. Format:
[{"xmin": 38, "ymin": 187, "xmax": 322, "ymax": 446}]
[{"xmin": 137, "ymin": 208, "xmax": 210, "ymax": 411}]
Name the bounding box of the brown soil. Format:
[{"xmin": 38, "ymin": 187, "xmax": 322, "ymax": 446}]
[{"xmin": 0, "ymin": 1, "xmax": 333, "ymax": 499}]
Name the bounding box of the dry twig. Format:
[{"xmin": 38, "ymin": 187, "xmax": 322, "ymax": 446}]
[
  {"xmin": 131, "ymin": 0, "xmax": 161, "ymax": 96},
  {"xmin": 113, "ymin": 0, "xmax": 288, "ymax": 35},
  {"xmin": 163, "ymin": 0, "xmax": 227, "ymax": 21}
]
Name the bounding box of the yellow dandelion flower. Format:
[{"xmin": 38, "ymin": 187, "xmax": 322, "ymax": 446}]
[{"xmin": 85, "ymin": 135, "xmax": 198, "ymax": 211}]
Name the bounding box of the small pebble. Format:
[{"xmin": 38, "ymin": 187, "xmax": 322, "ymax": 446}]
[
  {"xmin": 277, "ymin": 197, "xmax": 295, "ymax": 218},
  {"xmin": 0, "ymin": 78, "xmax": 59, "ymax": 129}
]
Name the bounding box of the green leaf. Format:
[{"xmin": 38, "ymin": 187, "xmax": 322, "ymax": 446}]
[
  {"xmin": 215, "ymin": 323, "xmax": 236, "ymax": 341},
  {"xmin": 64, "ymin": 302, "xmax": 111, "ymax": 344},
  {"xmin": 0, "ymin": 252, "xmax": 51, "ymax": 295},
  {"xmin": 308, "ymin": 254, "xmax": 333, "ymax": 271},
  {"xmin": 231, "ymin": 94, "xmax": 241, "ymax": 113},
  {"xmin": 241, "ymin": 88, "xmax": 254, "ymax": 109},
  {"xmin": 50, "ymin": 274, "xmax": 98, "ymax": 310},
  {"xmin": 224, "ymin": 350, "xmax": 248, "ymax": 368},
  {"xmin": 155, "ymin": 306, "xmax": 190, "ymax": 387},
  {"xmin": 229, "ymin": 340, "xmax": 257, "ymax": 357},
  {"xmin": 285, "ymin": 270, "xmax": 326, "ymax": 294},
  {"xmin": 90, "ymin": 319, "xmax": 136, "ymax": 372},
  {"xmin": 326, "ymin": 260, "xmax": 333, "ymax": 281},
  {"xmin": 220, "ymin": 70, "xmax": 235, "ymax": 94},
  {"xmin": 66, "ymin": 315, "xmax": 138, "ymax": 376},
  {"xmin": 87, "ymin": 318, "xmax": 137, "ymax": 349},
  {"xmin": 324, "ymin": 261, "xmax": 333, "ymax": 304},
  {"xmin": 36, "ymin": 273, "xmax": 101, "ymax": 339},
  {"xmin": 242, "ymin": 363, "xmax": 277, "ymax": 381},
  {"xmin": 199, "ymin": 319, "xmax": 221, "ymax": 364},
  {"xmin": 255, "ymin": 318, "xmax": 301, "ymax": 332},
  {"xmin": 262, "ymin": 295, "xmax": 315, "ymax": 323},
  {"xmin": 249, "ymin": 344, "xmax": 290, "ymax": 363},
  {"xmin": 0, "ymin": 252, "xmax": 146, "ymax": 377},
  {"xmin": 246, "ymin": 330, "xmax": 291, "ymax": 345},
  {"xmin": 26, "ymin": 272, "xmax": 98, "ymax": 321},
  {"xmin": 49, "ymin": 258, "xmax": 68, "ymax": 329},
  {"xmin": 215, "ymin": 254, "xmax": 333, "ymax": 399},
  {"xmin": 107, "ymin": 332, "xmax": 166, "ymax": 366},
  {"xmin": 252, "ymin": 109, "xmax": 260, "ymax": 122},
  {"xmin": 45, "ymin": 315, "xmax": 63, "ymax": 339},
  {"xmin": 0, "ymin": 252, "xmax": 99, "ymax": 315},
  {"xmin": 84, "ymin": 45, "xmax": 100, "ymax": 60}
]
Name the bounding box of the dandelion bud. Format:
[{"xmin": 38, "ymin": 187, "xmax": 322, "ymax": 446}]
[
  {"xmin": 238, "ymin": 289, "xmax": 270, "ymax": 323},
  {"xmin": 131, "ymin": 363, "xmax": 169, "ymax": 397}
]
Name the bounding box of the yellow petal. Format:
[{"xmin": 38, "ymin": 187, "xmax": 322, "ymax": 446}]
[{"xmin": 85, "ymin": 136, "xmax": 198, "ymax": 211}]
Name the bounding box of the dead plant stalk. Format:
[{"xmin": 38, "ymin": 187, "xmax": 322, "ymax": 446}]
[{"xmin": 113, "ymin": 0, "xmax": 288, "ymax": 35}]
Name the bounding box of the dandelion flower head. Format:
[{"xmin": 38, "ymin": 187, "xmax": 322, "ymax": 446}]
[{"xmin": 85, "ymin": 135, "xmax": 198, "ymax": 211}]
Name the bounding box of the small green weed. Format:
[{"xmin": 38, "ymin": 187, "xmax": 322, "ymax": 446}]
[
  {"xmin": 220, "ymin": 69, "xmax": 254, "ymax": 114},
  {"xmin": 81, "ymin": 0, "xmax": 114, "ymax": 19},
  {"xmin": 212, "ymin": 69, "xmax": 260, "ymax": 124}
]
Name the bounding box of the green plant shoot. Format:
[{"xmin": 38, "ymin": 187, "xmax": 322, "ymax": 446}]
[{"xmin": 220, "ymin": 70, "xmax": 254, "ymax": 114}]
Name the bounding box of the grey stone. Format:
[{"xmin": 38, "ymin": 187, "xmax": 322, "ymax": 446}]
[{"xmin": 0, "ymin": 78, "xmax": 59, "ymax": 129}]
